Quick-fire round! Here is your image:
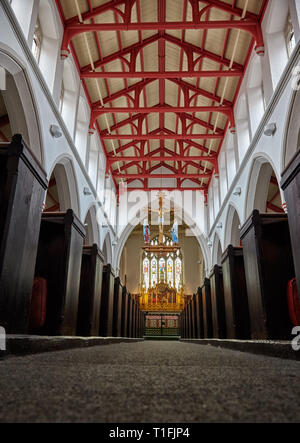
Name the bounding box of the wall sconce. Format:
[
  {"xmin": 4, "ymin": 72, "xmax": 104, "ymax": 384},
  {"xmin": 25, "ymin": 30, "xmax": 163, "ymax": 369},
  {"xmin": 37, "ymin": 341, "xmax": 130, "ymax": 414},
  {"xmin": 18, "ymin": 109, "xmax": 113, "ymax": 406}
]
[
  {"xmin": 102, "ymin": 223, "xmax": 108, "ymax": 228},
  {"xmin": 83, "ymin": 187, "xmax": 92, "ymax": 196},
  {"xmin": 233, "ymin": 187, "xmax": 242, "ymax": 196},
  {"xmin": 50, "ymin": 124, "xmax": 62, "ymax": 138},
  {"xmin": 264, "ymin": 123, "xmax": 277, "ymax": 137},
  {"xmin": 207, "ymin": 240, "xmax": 212, "ymax": 248},
  {"xmin": 217, "ymin": 222, "xmax": 223, "ymax": 229},
  {"xmin": 112, "ymin": 241, "xmax": 118, "ymax": 246}
]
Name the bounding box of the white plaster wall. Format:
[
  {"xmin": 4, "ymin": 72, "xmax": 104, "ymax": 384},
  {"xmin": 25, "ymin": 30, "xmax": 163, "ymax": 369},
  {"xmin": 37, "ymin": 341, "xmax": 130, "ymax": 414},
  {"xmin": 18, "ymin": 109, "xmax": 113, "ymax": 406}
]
[{"xmin": 0, "ymin": 0, "xmax": 116, "ymax": 259}]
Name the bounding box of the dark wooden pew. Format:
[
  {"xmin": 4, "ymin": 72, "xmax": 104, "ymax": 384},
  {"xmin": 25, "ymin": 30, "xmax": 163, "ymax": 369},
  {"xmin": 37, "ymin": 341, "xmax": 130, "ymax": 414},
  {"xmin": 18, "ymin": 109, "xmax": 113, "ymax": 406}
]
[
  {"xmin": 77, "ymin": 244, "xmax": 104, "ymax": 336},
  {"xmin": 120, "ymin": 286, "xmax": 129, "ymax": 337},
  {"xmin": 127, "ymin": 293, "xmax": 133, "ymax": 338},
  {"xmin": 221, "ymin": 246, "xmax": 251, "ymax": 339},
  {"xmin": 240, "ymin": 210, "xmax": 294, "ymax": 339},
  {"xmin": 209, "ymin": 265, "xmax": 227, "ymax": 339},
  {"xmin": 195, "ymin": 287, "xmax": 204, "ymax": 339},
  {"xmin": 281, "ymin": 149, "xmax": 300, "ymax": 298},
  {"xmin": 0, "ymin": 135, "xmax": 48, "ymax": 333},
  {"xmin": 191, "ymin": 295, "xmax": 197, "ymax": 338},
  {"xmin": 202, "ymin": 278, "xmax": 213, "ymax": 338},
  {"xmin": 34, "ymin": 210, "xmax": 85, "ymax": 336},
  {"xmin": 141, "ymin": 311, "xmax": 145, "ymax": 337},
  {"xmin": 131, "ymin": 299, "xmax": 136, "ymax": 338},
  {"xmin": 113, "ymin": 277, "xmax": 123, "ymax": 337},
  {"xmin": 187, "ymin": 301, "xmax": 192, "ymax": 338},
  {"xmin": 99, "ymin": 264, "xmax": 115, "ymax": 337}
]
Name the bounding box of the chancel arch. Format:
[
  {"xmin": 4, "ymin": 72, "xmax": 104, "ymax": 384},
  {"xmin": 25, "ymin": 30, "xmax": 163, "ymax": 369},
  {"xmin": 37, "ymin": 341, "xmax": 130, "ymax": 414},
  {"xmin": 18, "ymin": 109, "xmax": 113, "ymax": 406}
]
[
  {"xmin": 115, "ymin": 196, "xmax": 210, "ymax": 281},
  {"xmin": 118, "ymin": 197, "xmax": 207, "ymax": 301}
]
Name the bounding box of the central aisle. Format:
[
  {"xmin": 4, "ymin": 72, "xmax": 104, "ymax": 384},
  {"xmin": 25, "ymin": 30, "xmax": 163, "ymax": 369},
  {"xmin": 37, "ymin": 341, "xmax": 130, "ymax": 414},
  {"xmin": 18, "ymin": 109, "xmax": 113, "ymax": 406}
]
[{"xmin": 1, "ymin": 341, "xmax": 300, "ymax": 423}]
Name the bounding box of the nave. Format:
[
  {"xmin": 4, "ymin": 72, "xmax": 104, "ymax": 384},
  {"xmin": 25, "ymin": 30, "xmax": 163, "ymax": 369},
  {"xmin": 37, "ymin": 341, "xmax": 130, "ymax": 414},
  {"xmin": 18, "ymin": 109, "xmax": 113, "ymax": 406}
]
[{"xmin": 1, "ymin": 341, "xmax": 300, "ymax": 423}]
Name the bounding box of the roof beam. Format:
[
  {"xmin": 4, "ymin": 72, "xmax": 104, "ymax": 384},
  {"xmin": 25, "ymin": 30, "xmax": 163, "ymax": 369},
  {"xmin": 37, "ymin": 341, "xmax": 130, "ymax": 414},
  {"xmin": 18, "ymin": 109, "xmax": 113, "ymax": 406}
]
[
  {"xmin": 62, "ymin": 20, "xmax": 264, "ymax": 56},
  {"xmin": 92, "ymin": 79, "xmax": 155, "ymax": 107},
  {"xmin": 199, "ymin": 0, "xmax": 258, "ymax": 20},
  {"xmin": 108, "ymin": 155, "xmax": 217, "ymax": 164},
  {"xmin": 65, "ymin": 0, "xmax": 259, "ymax": 25},
  {"xmin": 65, "ymin": 0, "xmax": 128, "ymax": 24},
  {"xmin": 91, "ymin": 105, "xmax": 235, "ymax": 131},
  {"xmin": 114, "ymin": 173, "xmax": 211, "ymax": 179},
  {"xmin": 102, "ymin": 133, "xmax": 223, "ymax": 140},
  {"xmin": 81, "ymin": 33, "xmax": 244, "ymax": 73},
  {"xmin": 163, "ymin": 33, "xmax": 244, "ymax": 72},
  {"xmin": 125, "ymin": 187, "xmax": 207, "ymax": 191},
  {"xmin": 82, "ymin": 70, "xmax": 243, "ymax": 79},
  {"xmin": 169, "ymin": 79, "xmax": 232, "ymax": 107}
]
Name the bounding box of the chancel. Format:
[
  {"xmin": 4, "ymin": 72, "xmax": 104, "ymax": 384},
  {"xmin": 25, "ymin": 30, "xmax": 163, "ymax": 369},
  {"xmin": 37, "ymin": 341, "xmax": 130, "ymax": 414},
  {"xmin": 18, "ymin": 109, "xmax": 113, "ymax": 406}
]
[{"xmin": 1, "ymin": 0, "xmax": 300, "ymax": 425}]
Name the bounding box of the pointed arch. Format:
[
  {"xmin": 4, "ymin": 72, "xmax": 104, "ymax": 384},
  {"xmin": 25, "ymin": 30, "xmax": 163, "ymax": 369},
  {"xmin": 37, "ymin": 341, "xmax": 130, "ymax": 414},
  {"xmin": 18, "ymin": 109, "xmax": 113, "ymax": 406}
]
[
  {"xmin": 224, "ymin": 204, "xmax": 242, "ymax": 248},
  {"xmin": 212, "ymin": 232, "xmax": 222, "ymax": 267},
  {"xmin": 102, "ymin": 232, "xmax": 113, "ymax": 265},
  {"xmin": 83, "ymin": 204, "xmax": 100, "ymax": 246},
  {"xmin": 47, "ymin": 155, "xmax": 80, "ymax": 216},
  {"xmin": 0, "ymin": 45, "xmax": 43, "ymax": 163},
  {"xmin": 245, "ymin": 154, "xmax": 283, "ymax": 219},
  {"xmin": 114, "ymin": 194, "xmax": 211, "ymax": 276}
]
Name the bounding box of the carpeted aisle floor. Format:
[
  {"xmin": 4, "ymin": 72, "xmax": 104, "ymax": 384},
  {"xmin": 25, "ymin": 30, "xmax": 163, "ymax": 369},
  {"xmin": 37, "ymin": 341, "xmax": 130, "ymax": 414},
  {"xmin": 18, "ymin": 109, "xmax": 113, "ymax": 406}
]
[{"xmin": 1, "ymin": 341, "xmax": 300, "ymax": 423}]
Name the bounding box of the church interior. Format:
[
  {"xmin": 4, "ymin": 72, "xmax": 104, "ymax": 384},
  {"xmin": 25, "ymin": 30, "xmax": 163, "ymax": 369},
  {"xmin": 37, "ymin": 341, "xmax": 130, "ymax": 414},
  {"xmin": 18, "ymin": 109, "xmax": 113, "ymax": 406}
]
[{"xmin": 1, "ymin": 0, "xmax": 300, "ymax": 424}]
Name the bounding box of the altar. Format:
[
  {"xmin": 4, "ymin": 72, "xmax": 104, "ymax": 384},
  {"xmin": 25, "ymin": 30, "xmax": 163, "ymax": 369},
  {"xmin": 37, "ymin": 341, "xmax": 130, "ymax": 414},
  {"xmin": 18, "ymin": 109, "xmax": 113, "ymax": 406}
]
[{"xmin": 139, "ymin": 283, "xmax": 185, "ymax": 312}]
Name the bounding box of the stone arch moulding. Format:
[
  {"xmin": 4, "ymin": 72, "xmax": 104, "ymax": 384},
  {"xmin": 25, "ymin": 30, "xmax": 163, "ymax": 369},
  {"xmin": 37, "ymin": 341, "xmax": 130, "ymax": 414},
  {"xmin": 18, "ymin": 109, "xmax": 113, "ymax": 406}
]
[
  {"xmin": 113, "ymin": 199, "xmax": 211, "ymax": 278},
  {"xmin": 283, "ymin": 87, "xmax": 300, "ymax": 169},
  {"xmin": 48, "ymin": 154, "xmax": 80, "ymax": 217},
  {"xmin": 0, "ymin": 45, "xmax": 43, "ymax": 163},
  {"xmin": 212, "ymin": 232, "xmax": 222, "ymax": 267},
  {"xmin": 244, "ymin": 153, "xmax": 282, "ymax": 219},
  {"xmin": 83, "ymin": 204, "xmax": 100, "ymax": 247},
  {"xmin": 224, "ymin": 203, "xmax": 242, "ymax": 249},
  {"xmin": 102, "ymin": 231, "xmax": 113, "ymax": 266}
]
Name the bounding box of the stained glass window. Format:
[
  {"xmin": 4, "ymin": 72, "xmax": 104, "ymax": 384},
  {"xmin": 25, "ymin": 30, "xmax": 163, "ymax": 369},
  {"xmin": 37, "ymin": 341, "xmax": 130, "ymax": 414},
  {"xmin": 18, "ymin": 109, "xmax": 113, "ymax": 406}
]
[
  {"xmin": 159, "ymin": 258, "xmax": 166, "ymax": 283},
  {"xmin": 142, "ymin": 234, "xmax": 183, "ymax": 291},
  {"xmin": 143, "ymin": 258, "xmax": 149, "ymax": 290},
  {"xmin": 175, "ymin": 257, "xmax": 182, "ymax": 291},
  {"xmin": 167, "ymin": 258, "xmax": 173, "ymax": 286},
  {"xmin": 151, "ymin": 258, "xmax": 157, "ymax": 287}
]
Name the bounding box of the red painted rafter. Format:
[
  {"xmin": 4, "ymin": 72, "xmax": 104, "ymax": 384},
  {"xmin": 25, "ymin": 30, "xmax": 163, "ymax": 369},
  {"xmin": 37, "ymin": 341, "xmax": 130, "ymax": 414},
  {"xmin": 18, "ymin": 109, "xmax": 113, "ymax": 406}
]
[
  {"xmin": 56, "ymin": 0, "xmax": 268, "ymax": 191},
  {"xmin": 80, "ymin": 33, "xmax": 244, "ymax": 74},
  {"xmin": 82, "ymin": 70, "xmax": 243, "ymax": 79},
  {"xmin": 65, "ymin": 0, "xmax": 258, "ymax": 25},
  {"xmin": 62, "ymin": 20, "xmax": 263, "ymax": 55},
  {"xmin": 90, "ymin": 105, "xmax": 235, "ymax": 131},
  {"xmin": 114, "ymin": 173, "xmax": 211, "ymax": 179}
]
